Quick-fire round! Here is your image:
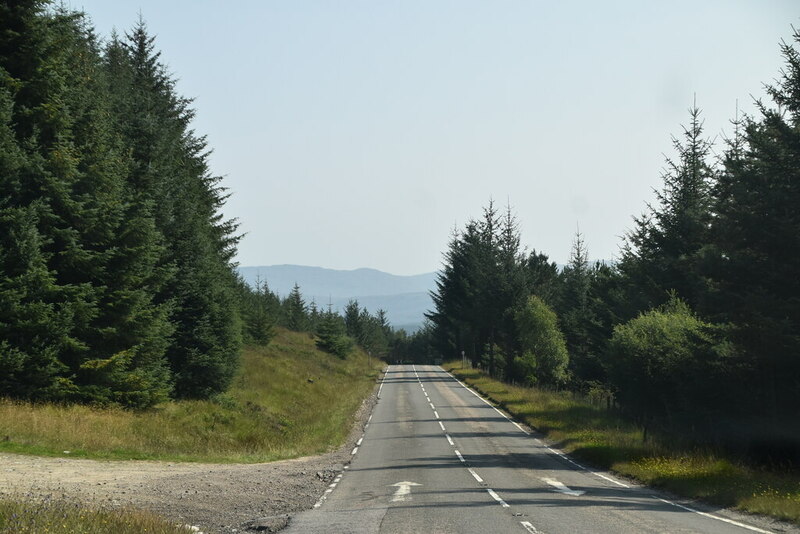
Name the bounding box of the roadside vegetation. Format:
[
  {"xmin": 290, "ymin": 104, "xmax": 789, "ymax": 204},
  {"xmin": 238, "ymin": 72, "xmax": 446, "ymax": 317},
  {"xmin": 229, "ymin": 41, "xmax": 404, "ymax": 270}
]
[
  {"xmin": 445, "ymin": 363, "xmax": 800, "ymax": 524},
  {"xmin": 0, "ymin": 328, "xmax": 383, "ymax": 463},
  {"xmin": 0, "ymin": 498, "xmax": 195, "ymax": 534}
]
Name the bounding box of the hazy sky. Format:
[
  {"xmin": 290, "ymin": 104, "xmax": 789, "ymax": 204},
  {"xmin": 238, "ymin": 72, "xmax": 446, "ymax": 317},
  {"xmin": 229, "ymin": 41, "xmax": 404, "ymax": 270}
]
[{"xmin": 71, "ymin": 1, "xmax": 798, "ymax": 275}]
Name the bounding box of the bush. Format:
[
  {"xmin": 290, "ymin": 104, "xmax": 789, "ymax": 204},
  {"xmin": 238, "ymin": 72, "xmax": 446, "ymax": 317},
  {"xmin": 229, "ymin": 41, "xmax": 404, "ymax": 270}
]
[
  {"xmin": 513, "ymin": 295, "xmax": 569, "ymax": 386},
  {"xmin": 607, "ymin": 296, "xmax": 731, "ymax": 436}
]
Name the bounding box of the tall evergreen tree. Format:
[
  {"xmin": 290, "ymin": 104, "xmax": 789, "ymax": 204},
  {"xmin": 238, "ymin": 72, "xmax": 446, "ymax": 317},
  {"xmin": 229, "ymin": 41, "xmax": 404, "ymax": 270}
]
[
  {"xmin": 557, "ymin": 230, "xmax": 604, "ymax": 386},
  {"xmin": 283, "ymin": 283, "xmax": 308, "ymax": 331},
  {"xmin": 428, "ymin": 201, "xmax": 529, "ymax": 378},
  {"xmin": 103, "ymin": 21, "xmax": 242, "ymax": 399},
  {"xmin": 619, "ymin": 106, "xmax": 716, "ymax": 316},
  {"xmin": 707, "ymin": 30, "xmax": 800, "ymax": 428},
  {"xmin": 0, "ymin": 5, "xmax": 173, "ymax": 406}
]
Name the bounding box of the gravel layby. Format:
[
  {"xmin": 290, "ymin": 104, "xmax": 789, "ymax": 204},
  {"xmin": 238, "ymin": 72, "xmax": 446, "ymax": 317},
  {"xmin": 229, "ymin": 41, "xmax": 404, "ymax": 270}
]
[{"xmin": 0, "ymin": 385, "xmax": 380, "ymax": 534}]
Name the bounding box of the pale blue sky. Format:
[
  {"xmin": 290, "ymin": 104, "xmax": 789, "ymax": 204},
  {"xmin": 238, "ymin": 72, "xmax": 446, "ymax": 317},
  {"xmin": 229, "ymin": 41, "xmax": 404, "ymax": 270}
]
[{"xmin": 71, "ymin": 1, "xmax": 798, "ymax": 275}]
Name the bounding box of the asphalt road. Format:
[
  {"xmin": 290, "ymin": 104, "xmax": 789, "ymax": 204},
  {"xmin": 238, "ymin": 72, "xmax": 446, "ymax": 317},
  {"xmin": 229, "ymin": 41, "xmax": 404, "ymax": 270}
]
[{"xmin": 285, "ymin": 365, "xmax": 789, "ymax": 534}]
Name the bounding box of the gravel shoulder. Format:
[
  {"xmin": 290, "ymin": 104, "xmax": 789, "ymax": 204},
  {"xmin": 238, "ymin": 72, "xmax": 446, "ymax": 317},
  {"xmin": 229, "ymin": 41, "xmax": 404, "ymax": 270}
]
[{"xmin": 0, "ymin": 384, "xmax": 380, "ymax": 533}]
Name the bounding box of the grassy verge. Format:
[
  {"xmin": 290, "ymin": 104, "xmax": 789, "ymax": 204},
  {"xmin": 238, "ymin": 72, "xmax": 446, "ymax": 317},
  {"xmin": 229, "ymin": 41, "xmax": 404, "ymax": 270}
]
[
  {"xmin": 0, "ymin": 497, "xmax": 196, "ymax": 534},
  {"xmin": 0, "ymin": 498, "xmax": 199, "ymax": 534},
  {"xmin": 0, "ymin": 328, "xmax": 383, "ymax": 463},
  {"xmin": 443, "ymin": 362, "xmax": 800, "ymax": 524}
]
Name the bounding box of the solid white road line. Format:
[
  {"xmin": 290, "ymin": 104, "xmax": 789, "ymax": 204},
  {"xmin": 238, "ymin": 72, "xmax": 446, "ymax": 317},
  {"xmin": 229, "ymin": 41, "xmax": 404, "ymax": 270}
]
[
  {"xmin": 655, "ymin": 498, "xmax": 774, "ymax": 534},
  {"xmin": 512, "ymin": 421, "xmax": 529, "ymax": 434},
  {"xmin": 487, "ymin": 488, "xmax": 510, "ymax": 508},
  {"xmin": 593, "ymin": 471, "xmax": 629, "ymax": 488}
]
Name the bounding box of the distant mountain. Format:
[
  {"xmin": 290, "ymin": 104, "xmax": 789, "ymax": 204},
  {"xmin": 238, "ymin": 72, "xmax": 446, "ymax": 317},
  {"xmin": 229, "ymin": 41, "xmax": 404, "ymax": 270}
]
[{"xmin": 237, "ymin": 265, "xmax": 437, "ymax": 332}]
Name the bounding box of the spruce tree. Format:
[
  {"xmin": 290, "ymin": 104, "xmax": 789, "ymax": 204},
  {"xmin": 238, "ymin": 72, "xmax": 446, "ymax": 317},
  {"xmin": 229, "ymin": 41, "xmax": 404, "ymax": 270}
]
[
  {"xmin": 619, "ymin": 106, "xmax": 715, "ymax": 316},
  {"xmin": 104, "ymin": 21, "xmax": 242, "ymax": 399},
  {"xmin": 708, "ymin": 30, "xmax": 800, "ymax": 428},
  {"xmin": 557, "ymin": 230, "xmax": 604, "ymax": 386},
  {"xmin": 283, "ymin": 283, "xmax": 308, "ymax": 331},
  {"xmin": 0, "ymin": 5, "xmax": 173, "ymax": 406}
]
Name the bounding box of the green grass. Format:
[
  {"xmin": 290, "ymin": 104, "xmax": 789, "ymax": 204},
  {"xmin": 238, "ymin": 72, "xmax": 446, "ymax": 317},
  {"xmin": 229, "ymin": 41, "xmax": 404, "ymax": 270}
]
[
  {"xmin": 0, "ymin": 328, "xmax": 383, "ymax": 463},
  {"xmin": 0, "ymin": 498, "xmax": 195, "ymax": 534},
  {"xmin": 444, "ymin": 362, "xmax": 800, "ymax": 524}
]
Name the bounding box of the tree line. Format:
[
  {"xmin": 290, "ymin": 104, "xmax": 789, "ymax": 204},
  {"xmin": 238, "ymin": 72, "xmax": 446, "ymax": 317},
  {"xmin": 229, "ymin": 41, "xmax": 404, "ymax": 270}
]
[
  {"xmin": 241, "ymin": 278, "xmax": 399, "ymax": 359},
  {"xmin": 425, "ymin": 31, "xmax": 800, "ymax": 465},
  {"xmin": 0, "ymin": 3, "xmax": 246, "ymax": 408}
]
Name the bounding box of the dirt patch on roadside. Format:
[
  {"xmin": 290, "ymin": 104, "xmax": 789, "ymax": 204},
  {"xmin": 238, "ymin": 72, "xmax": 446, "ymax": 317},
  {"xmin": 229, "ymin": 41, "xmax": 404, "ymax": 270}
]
[{"xmin": 0, "ymin": 377, "xmax": 382, "ymax": 534}]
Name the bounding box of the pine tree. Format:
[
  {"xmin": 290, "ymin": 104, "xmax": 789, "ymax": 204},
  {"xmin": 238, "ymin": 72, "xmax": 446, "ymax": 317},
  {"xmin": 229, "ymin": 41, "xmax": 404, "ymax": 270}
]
[
  {"xmin": 0, "ymin": 77, "xmax": 72, "ymax": 400},
  {"xmin": 308, "ymin": 299, "xmax": 321, "ymax": 332},
  {"xmin": 104, "ymin": 20, "xmax": 242, "ymax": 399},
  {"xmin": 283, "ymin": 283, "xmax": 308, "ymax": 331},
  {"xmin": 241, "ymin": 277, "xmax": 277, "ymax": 345},
  {"xmin": 707, "ymin": 30, "xmax": 800, "ymax": 428},
  {"xmin": 315, "ymin": 307, "xmax": 353, "ymax": 358},
  {"xmin": 428, "ymin": 201, "xmax": 529, "ymax": 378},
  {"xmin": 0, "ymin": 5, "xmax": 173, "ymax": 406},
  {"xmin": 523, "ymin": 250, "xmax": 559, "ymax": 305},
  {"xmin": 344, "ymin": 299, "xmax": 362, "ymax": 340},
  {"xmin": 557, "ymin": 230, "xmax": 604, "ymax": 386},
  {"xmin": 619, "ymin": 105, "xmax": 715, "ymax": 316}
]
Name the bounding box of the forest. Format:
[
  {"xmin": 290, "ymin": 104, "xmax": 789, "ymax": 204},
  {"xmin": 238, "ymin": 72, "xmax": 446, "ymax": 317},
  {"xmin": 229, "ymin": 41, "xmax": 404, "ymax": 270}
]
[{"xmin": 422, "ymin": 33, "xmax": 800, "ymax": 465}]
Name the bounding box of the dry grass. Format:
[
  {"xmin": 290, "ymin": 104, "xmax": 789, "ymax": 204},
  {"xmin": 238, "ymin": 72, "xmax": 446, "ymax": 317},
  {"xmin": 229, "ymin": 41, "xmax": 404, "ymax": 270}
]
[
  {"xmin": 0, "ymin": 328, "xmax": 383, "ymax": 463},
  {"xmin": 444, "ymin": 362, "xmax": 800, "ymax": 525},
  {"xmin": 0, "ymin": 497, "xmax": 193, "ymax": 534}
]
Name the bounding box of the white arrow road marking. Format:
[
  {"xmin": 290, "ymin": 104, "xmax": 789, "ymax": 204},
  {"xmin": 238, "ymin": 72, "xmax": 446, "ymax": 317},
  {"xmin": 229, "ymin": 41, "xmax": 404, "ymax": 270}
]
[
  {"xmin": 540, "ymin": 477, "xmax": 585, "ymax": 496},
  {"xmin": 390, "ymin": 481, "xmax": 422, "ymax": 502}
]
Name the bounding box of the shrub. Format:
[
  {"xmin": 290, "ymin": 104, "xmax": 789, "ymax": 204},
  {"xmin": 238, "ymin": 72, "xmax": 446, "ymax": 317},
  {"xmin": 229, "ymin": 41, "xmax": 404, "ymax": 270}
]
[
  {"xmin": 607, "ymin": 296, "xmax": 730, "ymax": 437},
  {"xmin": 513, "ymin": 295, "xmax": 569, "ymax": 386}
]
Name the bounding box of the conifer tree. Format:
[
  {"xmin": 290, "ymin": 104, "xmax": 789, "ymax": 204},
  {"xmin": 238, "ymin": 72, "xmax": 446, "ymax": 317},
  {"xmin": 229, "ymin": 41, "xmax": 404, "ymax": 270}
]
[
  {"xmin": 557, "ymin": 230, "xmax": 603, "ymax": 385},
  {"xmin": 344, "ymin": 299, "xmax": 362, "ymax": 340},
  {"xmin": 104, "ymin": 21, "xmax": 242, "ymax": 399},
  {"xmin": 283, "ymin": 283, "xmax": 308, "ymax": 331},
  {"xmin": 240, "ymin": 278, "xmax": 277, "ymax": 345},
  {"xmin": 315, "ymin": 307, "xmax": 353, "ymax": 358},
  {"xmin": 707, "ymin": 30, "xmax": 800, "ymax": 426},
  {"xmin": 0, "ymin": 5, "xmax": 173, "ymax": 406},
  {"xmin": 619, "ymin": 106, "xmax": 715, "ymax": 316}
]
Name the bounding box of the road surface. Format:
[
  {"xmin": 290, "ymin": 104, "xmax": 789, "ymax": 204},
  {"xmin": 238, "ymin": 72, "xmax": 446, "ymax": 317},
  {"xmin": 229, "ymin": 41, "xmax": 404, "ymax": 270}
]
[{"xmin": 285, "ymin": 365, "xmax": 787, "ymax": 534}]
